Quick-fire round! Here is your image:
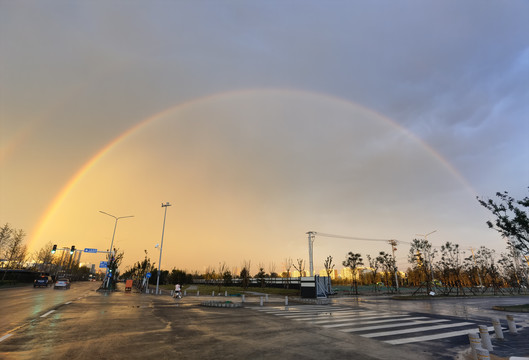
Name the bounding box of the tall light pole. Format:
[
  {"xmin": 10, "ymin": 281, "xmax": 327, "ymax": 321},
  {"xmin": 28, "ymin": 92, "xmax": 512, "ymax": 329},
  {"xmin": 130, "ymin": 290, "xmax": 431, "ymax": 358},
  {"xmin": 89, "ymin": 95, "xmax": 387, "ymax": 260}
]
[
  {"xmin": 156, "ymin": 202, "xmax": 171, "ymax": 295},
  {"xmin": 307, "ymin": 231, "xmax": 316, "ymax": 277},
  {"xmin": 99, "ymin": 211, "xmax": 134, "ymax": 289}
]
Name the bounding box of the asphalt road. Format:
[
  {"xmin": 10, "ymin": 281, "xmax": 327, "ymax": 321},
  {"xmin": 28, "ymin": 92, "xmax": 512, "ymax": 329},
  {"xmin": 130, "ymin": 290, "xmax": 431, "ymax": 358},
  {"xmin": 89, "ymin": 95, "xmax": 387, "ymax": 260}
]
[
  {"xmin": 0, "ymin": 281, "xmax": 100, "ymax": 336},
  {"xmin": 1, "ymin": 285, "xmax": 528, "ymax": 359}
]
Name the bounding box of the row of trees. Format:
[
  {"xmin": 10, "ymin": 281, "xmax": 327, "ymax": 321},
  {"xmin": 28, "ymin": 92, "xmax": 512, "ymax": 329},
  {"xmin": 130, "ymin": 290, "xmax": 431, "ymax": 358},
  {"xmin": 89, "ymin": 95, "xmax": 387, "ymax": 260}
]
[{"xmin": 0, "ymin": 224, "xmax": 99, "ymax": 281}]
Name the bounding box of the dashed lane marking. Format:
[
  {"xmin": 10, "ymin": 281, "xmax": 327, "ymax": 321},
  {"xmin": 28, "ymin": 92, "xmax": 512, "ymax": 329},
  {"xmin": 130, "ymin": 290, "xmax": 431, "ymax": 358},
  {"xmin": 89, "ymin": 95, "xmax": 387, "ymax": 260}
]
[
  {"xmin": 0, "ymin": 334, "xmax": 13, "ymax": 343},
  {"xmin": 40, "ymin": 310, "xmax": 56, "ymax": 318}
]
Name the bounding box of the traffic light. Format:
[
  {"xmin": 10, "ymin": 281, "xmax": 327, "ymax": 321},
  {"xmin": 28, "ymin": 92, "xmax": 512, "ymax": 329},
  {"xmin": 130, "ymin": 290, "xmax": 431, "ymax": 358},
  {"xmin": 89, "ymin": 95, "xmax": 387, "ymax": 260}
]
[
  {"xmin": 70, "ymin": 245, "xmax": 75, "ymax": 255},
  {"xmin": 51, "ymin": 244, "xmax": 57, "ymax": 254}
]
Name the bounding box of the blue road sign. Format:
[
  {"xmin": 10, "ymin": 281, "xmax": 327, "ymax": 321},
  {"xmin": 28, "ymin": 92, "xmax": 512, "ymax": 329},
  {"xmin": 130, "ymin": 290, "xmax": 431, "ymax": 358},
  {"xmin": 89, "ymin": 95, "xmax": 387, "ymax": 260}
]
[
  {"xmin": 146, "ymin": 272, "xmax": 151, "ymax": 278},
  {"xmin": 84, "ymin": 248, "xmax": 98, "ymax": 253},
  {"xmin": 99, "ymin": 261, "xmax": 108, "ymax": 268}
]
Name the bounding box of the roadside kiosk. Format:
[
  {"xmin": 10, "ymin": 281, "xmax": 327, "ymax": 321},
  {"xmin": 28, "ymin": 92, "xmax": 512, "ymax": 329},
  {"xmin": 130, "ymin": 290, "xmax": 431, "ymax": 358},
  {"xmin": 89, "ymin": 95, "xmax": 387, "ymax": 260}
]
[{"xmin": 125, "ymin": 279, "xmax": 133, "ymax": 291}]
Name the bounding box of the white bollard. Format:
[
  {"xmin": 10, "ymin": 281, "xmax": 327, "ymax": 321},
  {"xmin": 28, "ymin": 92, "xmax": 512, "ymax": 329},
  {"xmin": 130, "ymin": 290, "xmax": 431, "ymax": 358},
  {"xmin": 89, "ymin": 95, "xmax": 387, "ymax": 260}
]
[
  {"xmin": 491, "ymin": 318, "xmax": 504, "ymax": 340},
  {"xmin": 478, "ymin": 325, "xmax": 493, "ymax": 352},
  {"xmin": 468, "ymin": 333, "xmax": 481, "ymax": 360},
  {"xmin": 146, "ymin": 288, "xmax": 149, "ymax": 294},
  {"xmin": 197, "ymin": 290, "xmax": 199, "ymax": 296},
  {"xmin": 171, "ymin": 290, "xmax": 174, "ymax": 296},
  {"xmin": 265, "ymin": 294, "xmax": 269, "ymax": 302},
  {"xmin": 184, "ymin": 290, "xmax": 186, "ymax": 296},
  {"xmin": 285, "ymin": 296, "xmax": 288, "ymax": 306},
  {"xmin": 242, "ymin": 294, "xmax": 245, "ymax": 303},
  {"xmin": 260, "ymin": 296, "xmax": 264, "ymax": 307},
  {"xmin": 506, "ymin": 314, "xmax": 517, "ymax": 334},
  {"xmin": 475, "ymin": 347, "xmax": 490, "ymax": 360},
  {"xmin": 225, "ymin": 291, "xmax": 227, "ymax": 297},
  {"xmin": 212, "ymin": 291, "xmax": 215, "ymax": 296}
]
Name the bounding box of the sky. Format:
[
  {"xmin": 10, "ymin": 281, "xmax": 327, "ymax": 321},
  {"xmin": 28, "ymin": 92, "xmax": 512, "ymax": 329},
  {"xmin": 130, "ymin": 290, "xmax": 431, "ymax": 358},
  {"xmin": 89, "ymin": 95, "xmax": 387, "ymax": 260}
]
[{"xmin": 1, "ymin": 1, "xmax": 528, "ymax": 276}]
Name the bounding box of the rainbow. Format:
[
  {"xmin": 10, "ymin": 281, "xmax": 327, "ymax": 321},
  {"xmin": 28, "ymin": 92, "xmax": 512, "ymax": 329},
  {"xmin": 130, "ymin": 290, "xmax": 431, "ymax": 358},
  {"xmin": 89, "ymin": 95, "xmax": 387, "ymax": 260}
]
[{"xmin": 28, "ymin": 88, "xmax": 476, "ymax": 249}]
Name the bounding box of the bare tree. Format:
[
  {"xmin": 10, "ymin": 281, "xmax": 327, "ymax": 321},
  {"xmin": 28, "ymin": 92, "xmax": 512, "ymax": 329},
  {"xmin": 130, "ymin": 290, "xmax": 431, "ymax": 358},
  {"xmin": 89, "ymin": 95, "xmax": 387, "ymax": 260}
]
[
  {"xmin": 268, "ymin": 261, "xmax": 277, "ymax": 278},
  {"xmin": 2, "ymin": 228, "xmax": 27, "ymax": 279},
  {"xmin": 293, "ymin": 258, "xmax": 305, "ymax": 278},
  {"xmin": 0, "ymin": 224, "xmax": 13, "ymax": 263},
  {"xmin": 283, "ymin": 257, "xmax": 293, "ymax": 289},
  {"xmin": 324, "ymin": 255, "xmax": 335, "ymax": 293},
  {"xmin": 217, "ymin": 262, "xmax": 228, "ymax": 291},
  {"xmin": 324, "ymin": 255, "xmax": 335, "ymax": 278},
  {"xmin": 32, "ymin": 241, "xmax": 56, "ymax": 273},
  {"xmin": 256, "ymin": 263, "xmax": 266, "ymax": 288},
  {"xmin": 437, "ymin": 242, "xmax": 464, "ymax": 295},
  {"xmin": 366, "ymin": 254, "xmax": 380, "ymax": 289},
  {"xmin": 408, "ymin": 238, "xmax": 437, "ymax": 293},
  {"xmin": 240, "ymin": 260, "xmax": 251, "ymax": 290},
  {"xmin": 343, "ymin": 252, "xmax": 363, "ymax": 295}
]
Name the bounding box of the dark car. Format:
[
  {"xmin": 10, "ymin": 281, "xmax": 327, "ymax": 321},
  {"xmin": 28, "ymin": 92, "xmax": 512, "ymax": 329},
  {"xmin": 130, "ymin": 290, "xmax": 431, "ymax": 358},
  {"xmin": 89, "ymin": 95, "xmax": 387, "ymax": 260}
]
[{"xmin": 34, "ymin": 276, "xmax": 52, "ymax": 287}]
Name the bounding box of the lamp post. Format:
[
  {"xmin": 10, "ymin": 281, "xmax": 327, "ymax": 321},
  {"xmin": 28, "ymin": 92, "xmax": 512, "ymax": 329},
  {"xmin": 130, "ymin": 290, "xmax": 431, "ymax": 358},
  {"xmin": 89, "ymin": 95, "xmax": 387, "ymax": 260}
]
[
  {"xmin": 99, "ymin": 211, "xmax": 134, "ymax": 289},
  {"xmin": 156, "ymin": 202, "xmax": 171, "ymax": 295}
]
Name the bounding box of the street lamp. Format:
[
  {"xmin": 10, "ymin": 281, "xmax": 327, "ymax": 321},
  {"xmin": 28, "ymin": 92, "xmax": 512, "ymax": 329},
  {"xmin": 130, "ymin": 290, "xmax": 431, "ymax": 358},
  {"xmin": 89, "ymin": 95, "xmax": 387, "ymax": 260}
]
[
  {"xmin": 99, "ymin": 211, "xmax": 134, "ymax": 288},
  {"xmin": 156, "ymin": 202, "xmax": 171, "ymax": 295}
]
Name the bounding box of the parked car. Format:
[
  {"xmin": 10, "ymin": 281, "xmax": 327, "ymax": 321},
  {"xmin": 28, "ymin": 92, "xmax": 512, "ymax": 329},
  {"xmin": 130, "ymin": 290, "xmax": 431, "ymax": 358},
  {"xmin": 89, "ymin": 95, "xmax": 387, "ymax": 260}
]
[
  {"xmin": 34, "ymin": 276, "xmax": 52, "ymax": 288},
  {"xmin": 54, "ymin": 278, "xmax": 71, "ymax": 289}
]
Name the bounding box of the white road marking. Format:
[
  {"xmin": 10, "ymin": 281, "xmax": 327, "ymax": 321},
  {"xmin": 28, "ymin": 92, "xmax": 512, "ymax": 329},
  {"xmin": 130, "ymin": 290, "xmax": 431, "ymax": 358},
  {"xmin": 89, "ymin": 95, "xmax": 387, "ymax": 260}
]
[
  {"xmin": 309, "ymin": 314, "xmax": 408, "ymax": 324},
  {"xmin": 40, "ymin": 310, "xmax": 56, "ymax": 318},
  {"xmin": 325, "ymin": 316, "xmax": 432, "ymax": 328},
  {"xmin": 285, "ymin": 311, "xmax": 379, "ymax": 320},
  {"xmin": 338, "ymin": 318, "xmax": 449, "ymax": 332},
  {"xmin": 65, "ymin": 301, "xmax": 72, "ymax": 305},
  {"xmin": 385, "ymin": 326, "xmax": 496, "ymax": 345},
  {"xmin": 0, "ymin": 333, "xmax": 13, "ymax": 342},
  {"xmin": 361, "ymin": 322, "xmax": 474, "ymax": 338}
]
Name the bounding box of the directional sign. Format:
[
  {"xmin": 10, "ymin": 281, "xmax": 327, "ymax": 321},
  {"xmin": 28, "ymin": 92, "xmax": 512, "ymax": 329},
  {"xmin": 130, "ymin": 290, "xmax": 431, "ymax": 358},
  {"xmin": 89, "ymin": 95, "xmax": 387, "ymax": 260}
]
[
  {"xmin": 146, "ymin": 272, "xmax": 151, "ymax": 278},
  {"xmin": 99, "ymin": 261, "xmax": 108, "ymax": 268},
  {"xmin": 84, "ymin": 248, "xmax": 98, "ymax": 253}
]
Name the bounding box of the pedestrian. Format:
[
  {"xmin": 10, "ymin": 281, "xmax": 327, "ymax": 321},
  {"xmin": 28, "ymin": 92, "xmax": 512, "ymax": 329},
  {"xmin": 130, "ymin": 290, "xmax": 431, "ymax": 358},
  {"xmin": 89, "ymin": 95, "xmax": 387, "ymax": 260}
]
[{"xmin": 174, "ymin": 283, "xmax": 181, "ymax": 298}]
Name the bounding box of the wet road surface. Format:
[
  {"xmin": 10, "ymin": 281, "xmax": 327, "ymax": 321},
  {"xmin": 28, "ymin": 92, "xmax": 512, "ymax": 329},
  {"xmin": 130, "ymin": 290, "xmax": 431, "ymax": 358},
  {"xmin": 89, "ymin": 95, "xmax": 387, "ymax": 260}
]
[
  {"xmin": 0, "ymin": 288, "xmax": 439, "ymax": 360},
  {"xmin": 0, "ymin": 282, "xmax": 100, "ymax": 336},
  {"xmin": 1, "ymin": 286, "xmax": 528, "ymax": 359}
]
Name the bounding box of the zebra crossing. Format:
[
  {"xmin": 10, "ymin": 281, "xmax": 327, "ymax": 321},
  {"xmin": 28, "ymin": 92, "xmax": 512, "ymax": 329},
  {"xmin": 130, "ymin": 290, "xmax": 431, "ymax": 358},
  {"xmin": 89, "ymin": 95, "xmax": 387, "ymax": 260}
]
[{"xmin": 250, "ymin": 305, "xmax": 493, "ymax": 345}]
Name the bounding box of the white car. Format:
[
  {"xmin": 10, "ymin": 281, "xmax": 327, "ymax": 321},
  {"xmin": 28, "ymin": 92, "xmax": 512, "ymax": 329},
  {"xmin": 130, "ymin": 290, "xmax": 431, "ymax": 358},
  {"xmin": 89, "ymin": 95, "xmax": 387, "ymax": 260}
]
[{"xmin": 54, "ymin": 278, "xmax": 71, "ymax": 289}]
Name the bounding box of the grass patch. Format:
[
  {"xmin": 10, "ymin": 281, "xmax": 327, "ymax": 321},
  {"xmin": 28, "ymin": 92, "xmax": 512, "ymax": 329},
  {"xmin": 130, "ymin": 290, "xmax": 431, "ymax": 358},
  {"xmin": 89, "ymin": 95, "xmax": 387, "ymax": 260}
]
[
  {"xmin": 160, "ymin": 284, "xmax": 299, "ymax": 297},
  {"xmin": 492, "ymin": 304, "xmax": 529, "ymax": 312}
]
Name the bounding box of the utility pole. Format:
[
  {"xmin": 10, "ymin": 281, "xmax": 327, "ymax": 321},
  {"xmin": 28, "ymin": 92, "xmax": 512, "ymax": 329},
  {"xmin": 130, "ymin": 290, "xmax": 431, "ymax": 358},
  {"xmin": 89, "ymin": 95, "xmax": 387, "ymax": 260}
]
[
  {"xmin": 388, "ymin": 240, "xmax": 399, "ymax": 292},
  {"xmin": 307, "ymin": 231, "xmax": 316, "ymax": 277},
  {"xmin": 156, "ymin": 202, "xmax": 171, "ymax": 295}
]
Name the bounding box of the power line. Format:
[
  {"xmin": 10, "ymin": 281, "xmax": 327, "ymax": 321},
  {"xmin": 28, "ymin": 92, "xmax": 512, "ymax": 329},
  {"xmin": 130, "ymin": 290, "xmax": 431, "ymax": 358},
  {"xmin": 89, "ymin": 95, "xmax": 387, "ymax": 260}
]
[{"xmin": 314, "ymin": 232, "xmax": 411, "ymax": 245}]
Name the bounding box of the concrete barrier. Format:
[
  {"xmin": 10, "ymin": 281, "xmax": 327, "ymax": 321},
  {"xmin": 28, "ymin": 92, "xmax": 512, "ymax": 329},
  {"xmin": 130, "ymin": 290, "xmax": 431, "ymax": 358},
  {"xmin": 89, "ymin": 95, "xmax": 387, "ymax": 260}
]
[
  {"xmin": 475, "ymin": 347, "xmax": 490, "ymax": 360},
  {"xmin": 479, "ymin": 325, "xmax": 493, "ymax": 352},
  {"xmin": 491, "ymin": 318, "xmax": 504, "ymax": 340},
  {"xmin": 506, "ymin": 314, "xmax": 517, "ymax": 334},
  {"xmin": 468, "ymin": 332, "xmax": 481, "ymax": 360}
]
